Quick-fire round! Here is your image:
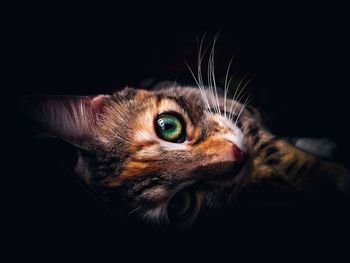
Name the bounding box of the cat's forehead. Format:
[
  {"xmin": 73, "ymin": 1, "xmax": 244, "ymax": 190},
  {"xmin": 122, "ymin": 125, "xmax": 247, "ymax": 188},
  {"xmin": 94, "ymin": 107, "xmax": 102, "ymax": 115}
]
[{"xmin": 114, "ymin": 88, "xmax": 203, "ymax": 122}]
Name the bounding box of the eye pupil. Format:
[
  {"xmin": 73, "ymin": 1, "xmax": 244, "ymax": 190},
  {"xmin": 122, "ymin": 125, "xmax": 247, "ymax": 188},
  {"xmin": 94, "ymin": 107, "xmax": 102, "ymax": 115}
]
[
  {"xmin": 164, "ymin": 123, "xmax": 173, "ymax": 130},
  {"xmin": 169, "ymin": 191, "xmax": 191, "ymax": 216}
]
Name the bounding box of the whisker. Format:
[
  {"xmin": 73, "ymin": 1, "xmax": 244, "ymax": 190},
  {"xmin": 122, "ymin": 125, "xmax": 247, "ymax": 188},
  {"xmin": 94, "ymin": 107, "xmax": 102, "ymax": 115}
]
[
  {"xmin": 192, "ymin": 34, "xmax": 215, "ymax": 115},
  {"xmin": 230, "ymin": 73, "xmax": 256, "ymax": 120},
  {"xmin": 209, "ymin": 34, "xmax": 221, "ymax": 116},
  {"xmin": 197, "ymin": 33, "xmax": 211, "ymax": 88},
  {"xmin": 224, "ymin": 54, "xmax": 236, "ymax": 118},
  {"xmin": 169, "ymin": 78, "xmax": 178, "ymax": 93},
  {"xmin": 197, "ymin": 34, "xmax": 214, "ymax": 114},
  {"xmin": 207, "ymin": 45, "xmax": 216, "ymax": 114},
  {"xmin": 185, "ymin": 62, "xmax": 212, "ymax": 114},
  {"xmin": 234, "ymin": 93, "xmax": 252, "ymax": 128},
  {"xmin": 199, "ymin": 35, "xmax": 218, "ymax": 115},
  {"xmin": 207, "ymin": 52, "xmax": 213, "ymax": 110},
  {"xmin": 228, "ymin": 74, "xmax": 248, "ymax": 119}
]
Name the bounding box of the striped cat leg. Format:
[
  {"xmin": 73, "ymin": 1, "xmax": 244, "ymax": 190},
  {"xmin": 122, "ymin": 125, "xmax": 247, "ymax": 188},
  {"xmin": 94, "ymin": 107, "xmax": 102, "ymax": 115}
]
[{"xmin": 242, "ymin": 111, "xmax": 350, "ymax": 197}]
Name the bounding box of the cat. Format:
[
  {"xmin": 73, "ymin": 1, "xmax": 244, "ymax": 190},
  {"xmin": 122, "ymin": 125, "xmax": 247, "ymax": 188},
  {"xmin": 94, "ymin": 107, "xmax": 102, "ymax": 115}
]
[{"xmin": 21, "ymin": 84, "xmax": 350, "ymax": 229}]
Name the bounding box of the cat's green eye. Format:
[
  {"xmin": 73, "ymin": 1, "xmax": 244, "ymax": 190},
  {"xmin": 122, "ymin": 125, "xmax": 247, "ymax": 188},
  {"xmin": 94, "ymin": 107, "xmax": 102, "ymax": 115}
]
[
  {"xmin": 167, "ymin": 189, "xmax": 196, "ymax": 225},
  {"xmin": 155, "ymin": 113, "xmax": 185, "ymax": 143}
]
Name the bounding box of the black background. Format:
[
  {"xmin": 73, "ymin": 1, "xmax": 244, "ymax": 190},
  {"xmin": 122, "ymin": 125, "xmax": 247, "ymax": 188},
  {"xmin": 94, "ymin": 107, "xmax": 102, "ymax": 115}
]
[{"xmin": 2, "ymin": 2, "xmax": 350, "ymax": 260}]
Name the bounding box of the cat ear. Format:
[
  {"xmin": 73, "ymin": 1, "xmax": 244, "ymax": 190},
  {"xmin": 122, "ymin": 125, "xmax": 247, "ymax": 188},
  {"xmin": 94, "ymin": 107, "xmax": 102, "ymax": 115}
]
[{"xmin": 21, "ymin": 95, "xmax": 111, "ymax": 149}]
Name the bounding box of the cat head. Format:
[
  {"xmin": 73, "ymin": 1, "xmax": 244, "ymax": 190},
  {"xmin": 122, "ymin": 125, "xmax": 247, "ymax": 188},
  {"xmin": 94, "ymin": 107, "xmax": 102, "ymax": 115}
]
[{"xmin": 22, "ymin": 86, "xmax": 253, "ymax": 229}]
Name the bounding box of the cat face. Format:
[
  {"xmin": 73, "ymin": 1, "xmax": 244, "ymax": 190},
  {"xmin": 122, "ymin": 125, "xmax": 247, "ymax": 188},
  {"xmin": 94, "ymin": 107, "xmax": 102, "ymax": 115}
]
[{"xmin": 23, "ymin": 86, "xmax": 252, "ymax": 228}]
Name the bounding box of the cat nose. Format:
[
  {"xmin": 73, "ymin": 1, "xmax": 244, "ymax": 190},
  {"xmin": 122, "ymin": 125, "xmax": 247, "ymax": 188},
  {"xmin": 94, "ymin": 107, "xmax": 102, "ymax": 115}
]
[{"xmin": 232, "ymin": 145, "xmax": 246, "ymax": 163}]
